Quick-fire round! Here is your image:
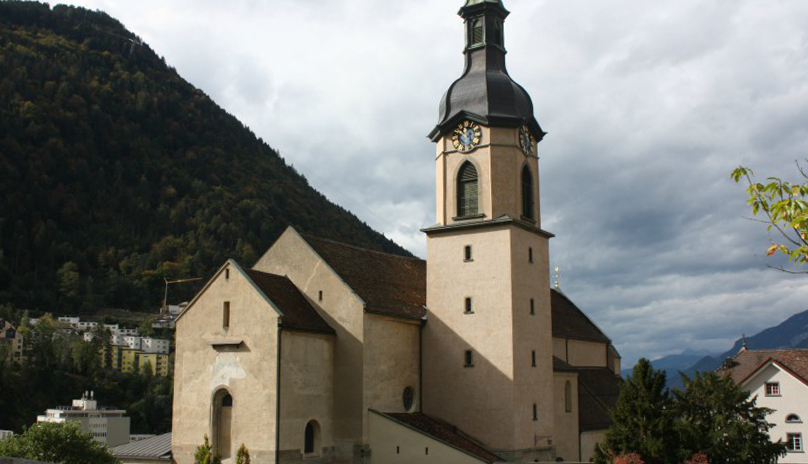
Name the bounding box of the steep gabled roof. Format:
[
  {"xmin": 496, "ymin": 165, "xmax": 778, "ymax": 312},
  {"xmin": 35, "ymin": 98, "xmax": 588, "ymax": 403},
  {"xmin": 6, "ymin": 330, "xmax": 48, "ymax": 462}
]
[
  {"xmin": 178, "ymin": 260, "xmax": 334, "ymax": 335},
  {"xmin": 551, "ymin": 289, "xmax": 611, "ymax": 344},
  {"xmin": 377, "ymin": 411, "xmax": 503, "ymax": 463},
  {"xmin": 719, "ymin": 348, "xmax": 808, "ymax": 387},
  {"xmin": 300, "ymin": 234, "xmax": 426, "ymax": 320},
  {"xmin": 243, "ymin": 269, "xmax": 335, "ymax": 334}
]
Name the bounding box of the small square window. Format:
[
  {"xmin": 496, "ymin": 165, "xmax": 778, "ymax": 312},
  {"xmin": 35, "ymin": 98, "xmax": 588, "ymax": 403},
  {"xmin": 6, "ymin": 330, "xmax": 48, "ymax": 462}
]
[
  {"xmin": 464, "ymin": 297, "xmax": 473, "ymax": 314},
  {"xmin": 765, "ymin": 382, "xmax": 780, "ymax": 396},
  {"xmin": 464, "ymin": 245, "xmax": 473, "ymax": 262},
  {"xmin": 464, "ymin": 350, "xmax": 474, "ymax": 367},
  {"xmin": 788, "ymin": 433, "xmax": 803, "ymax": 452}
]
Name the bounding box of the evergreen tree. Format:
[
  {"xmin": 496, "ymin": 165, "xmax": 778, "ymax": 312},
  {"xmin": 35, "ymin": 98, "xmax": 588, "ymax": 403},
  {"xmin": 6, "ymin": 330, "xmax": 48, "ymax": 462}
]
[
  {"xmin": 194, "ymin": 435, "xmax": 221, "ymax": 464},
  {"xmin": 594, "ymin": 358, "xmax": 679, "ymax": 464},
  {"xmin": 236, "ymin": 443, "xmax": 251, "ymax": 464},
  {"xmin": 674, "ymin": 371, "xmax": 786, "ymax": 464}
]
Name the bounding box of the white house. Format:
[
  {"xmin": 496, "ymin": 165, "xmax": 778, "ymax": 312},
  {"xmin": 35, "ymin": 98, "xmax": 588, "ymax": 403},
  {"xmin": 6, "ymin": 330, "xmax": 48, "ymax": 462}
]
[
  {"xmin": 37, "ymin": 392, "xmax": 130, "ymax": 447},
  {"xmin": 720, "ymin": 348, "xmax": 808, "ymax": 464}
]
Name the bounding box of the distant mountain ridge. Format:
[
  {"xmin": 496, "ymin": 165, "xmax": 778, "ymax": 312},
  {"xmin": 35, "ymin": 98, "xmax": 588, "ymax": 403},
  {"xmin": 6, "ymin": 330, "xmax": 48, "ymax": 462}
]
[
  {"xmin": 0, "ymin": 1, "xmax": 409, "ymax": 312},
  {"xmin": 623, "ymin": 308, "xmax": 808, "ymax": 389}
]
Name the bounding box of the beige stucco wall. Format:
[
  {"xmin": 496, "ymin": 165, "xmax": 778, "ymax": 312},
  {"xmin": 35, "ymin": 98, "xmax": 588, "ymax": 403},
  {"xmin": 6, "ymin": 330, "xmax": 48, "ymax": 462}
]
[
  {"xmin": 254, "ymin": 228, "xmax": 366, "ymax": 460},
  {"xmin": 580, "ymin": 430, "xmax": 606, "ymax": 463},
  {"xmin": 553, "ymin": 373, "xmax": 579, "ymax": 462},
  {"xmin": 565, "ymin": 339, "xmax": 607, "ymax": 368},
  {"xmin": 367, "ymin": 411, "xmax": 487, "ymax": 464},
  {"xmin": 363, "ymin": 314, "xmax": 421, "ymax": 426},
  {"xmin": 423, "ymin": 223, "xmax": 554, "ymax": 459},
  {"xmin": 172, "ymin": 262, "xmax": 279, "ymax": 464},
  {"xmin": 743, "ymin": 363, "xmax": 808, "ymax": 464},
  {"xmin": 435, "ymin": 127, "xmax": 540, "ymax": 227},
  {"xmin": 278, "ymin": 330, "xmax": 334, "ymax": 460}
]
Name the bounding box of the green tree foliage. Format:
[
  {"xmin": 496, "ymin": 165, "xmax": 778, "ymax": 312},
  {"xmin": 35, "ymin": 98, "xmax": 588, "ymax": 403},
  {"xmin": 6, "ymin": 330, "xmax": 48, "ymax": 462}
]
[
  {"xmin": 674, "ymin": 371, "xmax": 786, "ymax": 464},
  {"xmin": 0, "ymin": 422, "xmax": 119, "ymax": 464},
  {"xmin": 597, "ymin": 360, "xmax": 786, "ymax": 464},
  {"xmin": 194, "ymin": 435, "xmax": 222, "ymax": 464},
  {"xmin": 236, "ymin": 443, "xmax": 251, "ymax": 464},
  {"xmin": 0, "ymin": 1, "xmax": 410, "ymax": 313},
  {"xmin": 594, "ymin": 359, "xmax": 679, "ymax": 464},
  {"xmin": 731, "ymin": 163, "xmax": 808, "ymax": 272}
]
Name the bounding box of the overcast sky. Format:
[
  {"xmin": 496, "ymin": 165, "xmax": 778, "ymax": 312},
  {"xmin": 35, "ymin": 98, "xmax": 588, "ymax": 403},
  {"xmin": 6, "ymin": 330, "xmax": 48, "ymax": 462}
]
[{"xmin": 59, "ymin": 0, "xmax": 808, "ymax": 366}]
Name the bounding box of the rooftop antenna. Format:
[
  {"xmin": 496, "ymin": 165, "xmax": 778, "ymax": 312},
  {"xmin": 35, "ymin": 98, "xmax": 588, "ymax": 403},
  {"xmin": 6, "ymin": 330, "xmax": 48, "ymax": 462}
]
[
  {"xmin": 554, "ymin": 267, "xmax": 561, "ymax": 290},
  {"xmin": 741, "ymin": 334, "xmax": 748, "ymax": 351}
]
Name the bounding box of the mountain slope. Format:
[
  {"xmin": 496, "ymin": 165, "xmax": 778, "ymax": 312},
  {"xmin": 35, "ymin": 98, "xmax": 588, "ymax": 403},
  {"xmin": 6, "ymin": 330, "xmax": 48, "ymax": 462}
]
[{"xmin": 0, "ymin": 1, "xmax": 409, "ymax": 312}]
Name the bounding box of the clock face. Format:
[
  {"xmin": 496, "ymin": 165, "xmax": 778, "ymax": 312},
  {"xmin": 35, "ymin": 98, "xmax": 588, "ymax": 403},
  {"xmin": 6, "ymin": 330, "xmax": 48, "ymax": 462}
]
[
  {"xmin": 519, "ymin": 125, "xmax": 533, "ymax": 156},
  {"xmin": 452, "ymin": 121, "xmax": 482, "ymax": 153}
]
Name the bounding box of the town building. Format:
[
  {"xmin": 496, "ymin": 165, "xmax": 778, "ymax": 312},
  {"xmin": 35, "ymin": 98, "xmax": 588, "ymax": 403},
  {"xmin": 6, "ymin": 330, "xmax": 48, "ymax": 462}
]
[
  {"xmin": 719, "ymin": 348, "xmax": 808, "ymax": 464},
  {"xmin": 0, "ymin": 319, "xmax": 24, "ymax": 365},
  {"xmin": 112, "ymin": 432, "xmax": 173, "ymax": 464},
  {"xmin": 37, "ymin": 392, "xmax": 131, "ymax": 447},
  {"xmin": 171, "ymin": 1, "xmax": 621, "ymax": 463},
  {"xmin": 102, "ymin": 345, "xmax": 170, "ymax": 376},
  {"xmin": 0, "ymin": 430, "xmax": 14, "ymax": 441}
]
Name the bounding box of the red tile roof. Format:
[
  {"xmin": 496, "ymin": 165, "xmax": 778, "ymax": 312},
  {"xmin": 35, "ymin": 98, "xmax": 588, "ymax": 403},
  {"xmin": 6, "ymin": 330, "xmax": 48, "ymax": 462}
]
[
  {"xmin": 243, "ymin": 269, "xmax": 335, "ymax": 334},
  {"xmin": 719, "ymin": 348, "xmax": 808, "ymax": 386},
  {"xmin": 300, "ymin": 234, "xmax": 427, "ymax": 320},
  {"xmin": 378, "ymin": 411, "xmax": 503, "ymax": 463}
]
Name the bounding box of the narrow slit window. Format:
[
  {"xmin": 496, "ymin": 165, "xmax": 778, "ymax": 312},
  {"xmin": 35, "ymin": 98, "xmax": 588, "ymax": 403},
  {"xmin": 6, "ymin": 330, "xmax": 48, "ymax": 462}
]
[
  {"xmin": 464, "ymin": 350, "xmax": 474, "ymax": 367},
  {"xmin": 465, "ymin": 297, "xmax": 473, "ymax": 314},
  {"xmin": 318, "ymin": 290, "xmax": 323, "ymax": 302},
  {"xmin": 533, "ymin": 403, "xmax": 538, "ymax": 421},
  {"xmin": 225, "ymin": 268, "xmax": 230, "ymax": 279},
  {"xmin": 528, "ymin": 247, "xmax": 534, "ymax": 263},
  {"xmin": 222, "ymin": 301, "xmax": 230, "ymax": 330},
  {"xmin": 532, "ymin": 350, "xmax": 536, "ymax": 367},
  {"xmin": 565, "ymin": 381, "xmax": 572, "ymax": 413},
  {"xmin": 464, "ymin": 245, "xmax": 473, "ymax": 261},
  {"xmin": 530, "ymin": 298, "xmax": 535, "ymax": 315}
]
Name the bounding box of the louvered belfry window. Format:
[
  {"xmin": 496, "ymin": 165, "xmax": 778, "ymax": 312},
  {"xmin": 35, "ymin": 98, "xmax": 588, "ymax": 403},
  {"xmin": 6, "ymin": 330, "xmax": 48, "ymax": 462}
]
[
  {"xmin": 471, "ymin": 18, "xmax": 484, "ymax": 46},
  {"xmin": 522, "ymin": 165, "xmax": 534, "ymax": 219},
  {"xmin": 458, "ymin": 162, "xmax": 479, "ymax": 217}
]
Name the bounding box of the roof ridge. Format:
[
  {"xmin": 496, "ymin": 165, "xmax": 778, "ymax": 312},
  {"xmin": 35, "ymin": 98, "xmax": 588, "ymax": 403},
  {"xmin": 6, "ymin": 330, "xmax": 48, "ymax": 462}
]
[{"xmin": 300, "ymin": 233, "xmax": 424, "ymax": 262}]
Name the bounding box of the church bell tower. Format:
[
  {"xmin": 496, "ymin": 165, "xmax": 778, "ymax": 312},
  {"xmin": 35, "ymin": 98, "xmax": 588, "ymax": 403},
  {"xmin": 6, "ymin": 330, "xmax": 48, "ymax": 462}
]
[{"xmin": 422, "ymin": 0, "xmax": 555, "ymax": 461}]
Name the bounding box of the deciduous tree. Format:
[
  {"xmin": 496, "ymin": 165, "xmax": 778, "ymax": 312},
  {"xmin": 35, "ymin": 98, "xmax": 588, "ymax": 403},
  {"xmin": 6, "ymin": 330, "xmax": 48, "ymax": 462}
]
[
  {"xmin": 731, "ymin": 163, "xmax": 808, "ymax": 272},
  {"xmin": 0, "ymin": 422, "xmax": 119, "ymax": 464}
]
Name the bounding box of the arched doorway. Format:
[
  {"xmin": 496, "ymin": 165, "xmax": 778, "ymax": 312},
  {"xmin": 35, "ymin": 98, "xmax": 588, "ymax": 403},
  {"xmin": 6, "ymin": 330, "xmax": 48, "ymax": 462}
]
[{"xmin": 212, "ymin": 389, "xmax": 233, "ymax": 460}]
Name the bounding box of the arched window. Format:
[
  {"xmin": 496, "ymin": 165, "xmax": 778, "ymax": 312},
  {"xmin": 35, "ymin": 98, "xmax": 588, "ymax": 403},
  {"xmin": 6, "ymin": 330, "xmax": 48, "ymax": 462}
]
[
  {"xmin": 565, "ymin": 381, "xmax": 572, "ymax": 413},
  {"xmin": 212, "ymin": 390, "xmax": 233, "ymax": 460},
  {"xmin": 457, "ymin": 162, "xmax": 479, "ymax": 217},
  {"xmin": 521, "ymin": 165, "xmax": 534, "ymax": 220},
  {"xmin": 787, "ymin": 414, "xmax": 802, "ymax": 423},
  {"xmin": 471, "ymin": 18, "xmax": 484, "ymax": 46},
  {"xmin": 304, "ymin": 420, "xmax": 321, "ymax": 455}
]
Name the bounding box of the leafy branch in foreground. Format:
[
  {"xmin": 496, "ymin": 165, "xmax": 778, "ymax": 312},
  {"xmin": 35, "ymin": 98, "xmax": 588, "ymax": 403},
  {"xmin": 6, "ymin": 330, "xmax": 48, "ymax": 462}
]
[{"xmin": 731, "ymin": 162, "xmax": 808, "ymax": 273}]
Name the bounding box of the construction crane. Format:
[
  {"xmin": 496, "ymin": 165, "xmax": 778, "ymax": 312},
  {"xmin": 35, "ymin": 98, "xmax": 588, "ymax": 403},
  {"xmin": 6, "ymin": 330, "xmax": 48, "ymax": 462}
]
[{"xmin": 162, "ymin": 277, "xmax": 203, "ymax": 315}]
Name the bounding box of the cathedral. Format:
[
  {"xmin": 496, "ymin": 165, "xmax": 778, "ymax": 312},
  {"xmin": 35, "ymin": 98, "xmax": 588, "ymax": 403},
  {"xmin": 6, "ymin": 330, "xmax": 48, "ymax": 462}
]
[{"xmin": 171, "ymin": 1, "xmax": 622, "ymax": 463}]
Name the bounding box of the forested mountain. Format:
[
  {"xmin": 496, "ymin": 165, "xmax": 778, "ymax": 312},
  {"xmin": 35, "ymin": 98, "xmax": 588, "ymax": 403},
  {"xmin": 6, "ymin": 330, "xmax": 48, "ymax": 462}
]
[{"xmin": 0, "ymin": 1, "xmax": 409, "ymax": 313}]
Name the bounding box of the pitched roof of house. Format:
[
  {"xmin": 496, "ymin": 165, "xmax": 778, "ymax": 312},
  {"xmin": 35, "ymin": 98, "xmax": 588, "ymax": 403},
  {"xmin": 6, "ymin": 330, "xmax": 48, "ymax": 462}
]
[
  {"xmin": 111, "ymin": 432, "xmax": 172, "ymax": 460},
  {"xmin": 243, "ymin": 268, "xmax": 335, "ymax": 334},
  {"xmin": 551, "ymin": 289, "xmax": 611, "ymax": 343},
  {"xmin": 378, "ymin": 411, "xmax": 503, "ymax": 463},
  {"xmin": 719, "ymin": 348, "xmax": 808, "ymax": 386},
  {"xmin": 300, "ymin": 234, "xmax": 427, "ymax": 320}
]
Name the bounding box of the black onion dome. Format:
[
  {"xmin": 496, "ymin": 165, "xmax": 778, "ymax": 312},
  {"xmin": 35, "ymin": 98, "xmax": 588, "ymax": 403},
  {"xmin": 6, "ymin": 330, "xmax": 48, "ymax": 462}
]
[{"xmin": 428, "ymin": 0, "xmax": 544, "ymax": 142}]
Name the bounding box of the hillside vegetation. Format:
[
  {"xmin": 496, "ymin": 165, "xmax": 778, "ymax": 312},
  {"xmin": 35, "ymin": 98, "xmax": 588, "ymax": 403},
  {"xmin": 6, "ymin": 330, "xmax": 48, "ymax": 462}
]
[{"xmin": 0, "ymin": 1, "xmax": 409, "ymax": 313}]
